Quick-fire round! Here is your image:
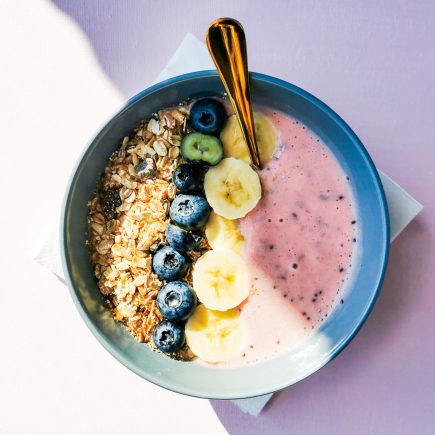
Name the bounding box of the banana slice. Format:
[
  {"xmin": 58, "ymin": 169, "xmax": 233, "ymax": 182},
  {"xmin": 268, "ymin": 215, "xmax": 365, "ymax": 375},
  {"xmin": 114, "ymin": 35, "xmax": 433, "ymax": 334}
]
[
  {"xmin": 185, "ymin": 304, "xmax": 246, "ymax": 363},
  {"xmin": 192, "ymin": 248, "xmax": 250, "ymax": 311},
  {"xmin": 205, "ymin": 211, "xmax": 244, "ymax": 254},
  {"xmin": 204, "ymin": 157, "xmax": 261, "ymax": 220},
  {"xmin": 220, "ymin": 112, "xmax": 277, "ymax": 164}
]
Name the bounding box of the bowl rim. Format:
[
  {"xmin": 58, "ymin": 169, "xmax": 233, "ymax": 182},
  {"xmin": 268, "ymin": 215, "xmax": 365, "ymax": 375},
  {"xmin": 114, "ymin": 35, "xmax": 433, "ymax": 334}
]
[{"xmin": 60, "ymin": 70, "xmax": 390, "ymax": 399}]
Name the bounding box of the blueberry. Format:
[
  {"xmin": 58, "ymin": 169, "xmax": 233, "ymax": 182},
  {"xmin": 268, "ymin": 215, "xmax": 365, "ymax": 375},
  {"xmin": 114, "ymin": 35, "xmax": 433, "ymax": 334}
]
[
  {"xmin": 170, "ymin": 194, "xmax": 210, "ymax": 230},
  {"xmin": 152, "ymin": 320, "xmax": 185, "ymax": 353},
  {"xmin": 101, "ymin": 188, "xmax": 122, "ymax": 220},
  {"xmin": 157, "ymin": 281, "xmax": 197, "ymax": 321},
  {"xmin": 152, "ymin": 246, "xmax": 188, "ymax": 281},
  {"xmin": 181, "ymin": 132, "xmax": 223, "ymax": 166},
  {"xmin": 172, "ymin": 163, "xmax": 204, "ymax": 192},
  {"xmin": 190, "ymin": 98, "xmax": 227, "ymax": 134},
  {"xmin": 166, "ymin": 224, "xmax": 202, "ymax": 252}
]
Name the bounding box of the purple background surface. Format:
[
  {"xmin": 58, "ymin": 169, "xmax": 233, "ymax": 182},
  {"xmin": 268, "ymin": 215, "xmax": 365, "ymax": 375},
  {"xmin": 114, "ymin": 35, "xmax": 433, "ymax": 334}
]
[{"xmin": 54, "ymin": 1, "xmax": 435, "ymax": 433}]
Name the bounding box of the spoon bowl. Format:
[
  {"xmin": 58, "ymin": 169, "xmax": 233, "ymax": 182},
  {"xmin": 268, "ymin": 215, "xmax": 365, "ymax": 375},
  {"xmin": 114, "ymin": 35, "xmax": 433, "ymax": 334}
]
[{"xmin": 207, "ymin": 18, "xmax": 262, "ymax": 169}]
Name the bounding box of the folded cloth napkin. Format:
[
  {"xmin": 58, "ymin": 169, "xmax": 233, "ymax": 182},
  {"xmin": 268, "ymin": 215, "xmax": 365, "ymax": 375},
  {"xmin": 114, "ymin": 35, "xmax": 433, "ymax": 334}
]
[{"xmin": 31, "ymin": 33, "xmax": 423, "ymax": 416}]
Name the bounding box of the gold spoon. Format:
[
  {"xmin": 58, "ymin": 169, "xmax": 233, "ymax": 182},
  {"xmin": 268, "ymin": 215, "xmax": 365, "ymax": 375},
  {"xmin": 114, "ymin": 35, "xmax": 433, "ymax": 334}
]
[{"xmin": 206, "ymin": 18, "xmax": 262, "ymax": 169}]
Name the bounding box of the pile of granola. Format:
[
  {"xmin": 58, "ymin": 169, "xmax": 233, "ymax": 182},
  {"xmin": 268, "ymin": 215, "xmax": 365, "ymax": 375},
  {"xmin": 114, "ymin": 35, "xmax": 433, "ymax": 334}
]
[{"xmin": 87, "ymin": 103, "xmax": 207, "ymax": 354}]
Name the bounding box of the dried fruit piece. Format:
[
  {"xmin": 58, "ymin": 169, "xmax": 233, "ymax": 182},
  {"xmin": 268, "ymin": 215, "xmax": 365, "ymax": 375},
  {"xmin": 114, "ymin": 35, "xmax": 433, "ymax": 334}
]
[{"xmin": 134, "ymin": 157, "xmax": 156, "ymax": 179}]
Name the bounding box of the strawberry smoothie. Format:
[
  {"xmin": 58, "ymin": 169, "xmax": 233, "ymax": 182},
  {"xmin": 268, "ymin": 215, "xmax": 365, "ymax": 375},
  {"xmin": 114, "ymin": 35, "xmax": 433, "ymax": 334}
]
[{"xmin": 226, "ymin": 110, "xmax": 358, "ymax": 366}]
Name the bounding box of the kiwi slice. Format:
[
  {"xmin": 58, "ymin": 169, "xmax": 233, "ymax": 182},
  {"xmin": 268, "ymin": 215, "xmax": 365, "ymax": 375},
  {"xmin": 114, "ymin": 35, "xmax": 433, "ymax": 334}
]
[{"xmin": 181, "ymin": 132, "xmax": 223, "ymax": 166}]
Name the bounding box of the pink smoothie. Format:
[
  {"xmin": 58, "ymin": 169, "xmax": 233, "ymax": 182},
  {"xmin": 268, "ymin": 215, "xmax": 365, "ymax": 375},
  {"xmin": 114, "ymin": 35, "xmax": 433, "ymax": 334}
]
[{"xmin": 224, "ymin": 109, "xmax": 357, "ymax": 366}]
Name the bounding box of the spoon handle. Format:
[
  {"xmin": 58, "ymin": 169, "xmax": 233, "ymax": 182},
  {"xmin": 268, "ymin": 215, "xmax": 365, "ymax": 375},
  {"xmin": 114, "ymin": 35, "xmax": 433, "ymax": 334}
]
[{"xmin": 206, "ymin": 18, "xmax": 262, "ymax": 169}]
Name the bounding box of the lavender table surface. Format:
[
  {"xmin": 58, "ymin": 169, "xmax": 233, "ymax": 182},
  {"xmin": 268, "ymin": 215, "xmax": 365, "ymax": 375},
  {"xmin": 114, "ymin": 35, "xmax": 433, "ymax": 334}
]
[{"xmin": 10, "ymin": 1, "xmax": 435, "ymax": 434}]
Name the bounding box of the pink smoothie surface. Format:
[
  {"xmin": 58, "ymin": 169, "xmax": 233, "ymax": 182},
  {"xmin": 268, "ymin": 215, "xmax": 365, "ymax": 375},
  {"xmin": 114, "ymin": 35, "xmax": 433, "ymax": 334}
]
[{"xmin": 225, "ymin": 109, "xmax": 358, "ymax": 367}]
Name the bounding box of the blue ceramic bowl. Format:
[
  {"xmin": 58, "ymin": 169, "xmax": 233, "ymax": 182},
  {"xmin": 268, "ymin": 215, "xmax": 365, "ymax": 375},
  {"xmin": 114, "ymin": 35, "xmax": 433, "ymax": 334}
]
[{"xmin": 61, "ymin": 71, "xmax": 389, "ymax": 399}]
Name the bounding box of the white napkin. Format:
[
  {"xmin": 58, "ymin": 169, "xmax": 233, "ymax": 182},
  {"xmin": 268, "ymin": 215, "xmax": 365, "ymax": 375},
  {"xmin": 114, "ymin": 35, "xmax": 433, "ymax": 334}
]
[{"xmin": 31, "ymin": 33, "xmax": 423, "ymax": 416}]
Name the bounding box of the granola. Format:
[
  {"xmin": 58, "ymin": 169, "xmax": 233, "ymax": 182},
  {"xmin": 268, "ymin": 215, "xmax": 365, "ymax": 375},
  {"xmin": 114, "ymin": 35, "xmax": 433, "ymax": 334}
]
[{"xmin": 87, "ymin": 103, "xmax": 206, "ymax": 357}]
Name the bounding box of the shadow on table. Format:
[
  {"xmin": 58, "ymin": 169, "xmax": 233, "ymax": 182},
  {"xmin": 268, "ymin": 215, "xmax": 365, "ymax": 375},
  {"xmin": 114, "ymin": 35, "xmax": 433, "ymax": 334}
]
[
  {"xmin": 53, "ymin": 0, "xmax": 227, "ymax": 97},
  {"xmin": 210, "ymin": 218, "xmax": 428, "ymax": 434},
  {"xmin": 53, "ymin": 0, "xmax": 169, "ymax": 97}
]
